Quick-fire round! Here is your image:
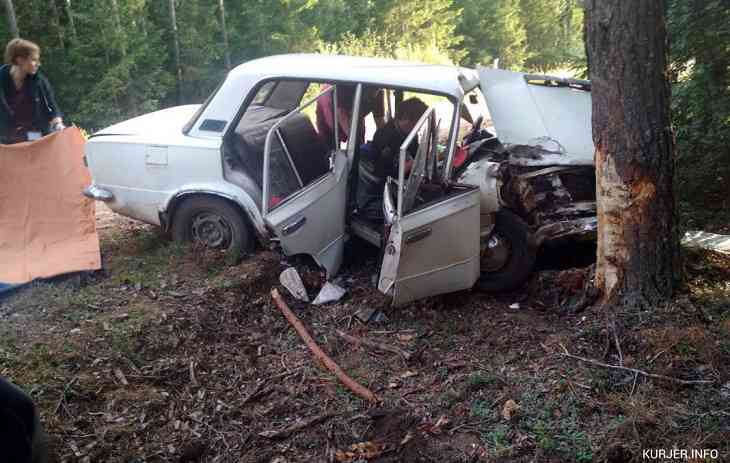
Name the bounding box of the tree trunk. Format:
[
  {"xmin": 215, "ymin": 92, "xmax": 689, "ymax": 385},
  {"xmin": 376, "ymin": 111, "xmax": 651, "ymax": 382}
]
[
  {"xmin": 586, "ymin": 0, "xmax": 680, "ymax": 308},
  {"xmin": 65, "ymin": 0, "xmax": 78, "ymax": 41},
  {"xmin": 49, "ymin": 0, "xmax": 66, "ymax": 49},
  {"xmin": 111, "ymin": 0, "xmax": 127, "ymax": 56},
  {"xmin": 169, "ymin": 0, "xmax": 183, "ymax": 105},
  {"xmin": 218, "ymin": 0, "xmax": 231, "ymax": 70},
  {"xmin": 2, "ymin": 0, "xmax": 19, "ymax": 38}
]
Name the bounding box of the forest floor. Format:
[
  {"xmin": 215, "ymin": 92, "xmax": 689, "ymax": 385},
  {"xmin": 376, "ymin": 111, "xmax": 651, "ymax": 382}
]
[{"xmin": 0, "ymin": 205, "xmax": 728, "ymax": 463}]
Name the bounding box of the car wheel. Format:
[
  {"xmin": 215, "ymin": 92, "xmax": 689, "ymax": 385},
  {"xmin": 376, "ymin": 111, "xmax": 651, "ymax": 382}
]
[
  {"xmin": 171, "ymin": 196, "xmax": 253, "ymax": 256},
  {"xmin": 476, "ymin": 209, "xmax": 535, "ymax": 292}
]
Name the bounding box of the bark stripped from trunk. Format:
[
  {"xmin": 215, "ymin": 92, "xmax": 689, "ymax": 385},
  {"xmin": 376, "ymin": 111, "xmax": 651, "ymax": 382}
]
[
  {"xmin": 586, "ymin": 0, "xmax": 680, "ymax": 308},
  {"xmin": 2, "ymin": 0, "xmax": 19, "ymax": 38}
]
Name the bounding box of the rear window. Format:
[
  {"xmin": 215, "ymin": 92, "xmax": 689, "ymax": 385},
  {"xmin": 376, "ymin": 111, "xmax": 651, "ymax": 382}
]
[{"xmin": 182, "ymin": 79, "xmax": 224, "ymax": 134}]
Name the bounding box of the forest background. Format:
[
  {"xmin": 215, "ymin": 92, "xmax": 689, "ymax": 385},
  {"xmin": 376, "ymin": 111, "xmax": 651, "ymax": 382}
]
[{"xmin": 2, "ymin": 0, "xmax": 728, "ymax": 231}]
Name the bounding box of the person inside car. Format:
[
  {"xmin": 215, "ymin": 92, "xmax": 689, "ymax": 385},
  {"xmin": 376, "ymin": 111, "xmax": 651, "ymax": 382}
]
[
  {"xmin": 0, "ymin": 38, "xmax": 64, "ymax": 145},
  {"xmin": 316, "ymin": 84, "xmax": 385, "ymax": 150},
  {"xmin": 356, "ymin": 97, "xmax": 428, "ymax": 220}
]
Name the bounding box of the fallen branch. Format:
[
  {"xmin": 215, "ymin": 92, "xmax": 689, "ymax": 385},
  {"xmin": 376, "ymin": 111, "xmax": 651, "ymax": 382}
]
[
  {"xmin": 240, "ymin": 380, "xmax": 267, "ymax": 406},
  {"xmin": 559, "ymin": 344, "xmax": 714, "ymax": 386},
  {"xmin": 241, "ymin": 368, "xmax": 304, "ymax": 407},
  {"xmin": 336, "ymin": 330, "xmax": 413, "ymax": 361},
  {"xmin": 259, "ymin": 413, "xmax": 334, "ymax": 439},
  {"xmin": 271, "ymin": 289, "xmax": 379, "ymax": 402},
  {"xmin": 189, "ymin": 360, "xmax": 199, "ymax": 387},
  {"xmin": 54, "ymin": 375, "xmax": 78, "ymax": 415}
]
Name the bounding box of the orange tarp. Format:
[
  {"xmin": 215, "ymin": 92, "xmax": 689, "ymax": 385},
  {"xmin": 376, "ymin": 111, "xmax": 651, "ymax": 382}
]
[{"xmin": 0, "ymin": 128, "xmax": 101, "ymax": 284}]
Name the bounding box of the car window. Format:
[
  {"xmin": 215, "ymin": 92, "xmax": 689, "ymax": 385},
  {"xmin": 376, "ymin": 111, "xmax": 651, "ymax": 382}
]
[
  {"xmin": 182, "ymin": 78, "xmax": 224, "ymax": 134},
  {"xmin": 231, "ymin": 80, "xmax": 363, "ymax": 212},
  {"xmin": 251, "ymin": 81, "xmax": 276, "ymax": 105}
]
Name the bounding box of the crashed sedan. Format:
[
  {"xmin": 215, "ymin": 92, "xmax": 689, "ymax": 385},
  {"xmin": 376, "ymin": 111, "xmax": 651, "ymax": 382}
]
[{"xmin": 84, "ymin": 54, "xmax": 596, "ymax": 306}]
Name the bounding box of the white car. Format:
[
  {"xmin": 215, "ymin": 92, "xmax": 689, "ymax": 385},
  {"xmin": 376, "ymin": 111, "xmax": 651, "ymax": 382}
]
[{"xmin": 84, "ymin": 54, "xmax": 596, "ymax": 306}]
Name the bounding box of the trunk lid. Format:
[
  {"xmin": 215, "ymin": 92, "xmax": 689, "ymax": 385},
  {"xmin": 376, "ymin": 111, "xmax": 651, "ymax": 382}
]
[
  {"xmin": 478, "ymin": 68, "xmax": 594, "ymax": 166},
  {"xmin": 93, "ymin": 105, "xmax": 201, "ymax": 138}
]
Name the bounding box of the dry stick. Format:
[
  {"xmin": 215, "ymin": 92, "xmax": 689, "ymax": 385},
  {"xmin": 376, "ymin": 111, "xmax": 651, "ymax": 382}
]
[
  {"xmin": 271, "ymin": 289, "xmax": 379, "ymax": 402},
  {"xmin": 189, "ymin": 360, "xmax": 199, "ymax": 387},
  {"xmin": 610, "ymin": 318, "xmax": 624, "ymax": 366},
  {"xmin": 336, "ymin": 330, "xmax": 414, "ymax": 361},
  {"xmin": 240, "ymin": 380, "xmax": 267, "ymax": 406},
  {"xmin": 241, "ymin": 367, "xmax": 304, "ymax": 407},
  {"xmin": 54, "ymin": 376, "xmax": 78, "ymax": 415},
  {"xmin": 259, "ymin": 413, "xmax": 334, "ymax": 439},
  {"xmin": 558, "ymin": 344, "xmax": 714, "ymax": 386}
]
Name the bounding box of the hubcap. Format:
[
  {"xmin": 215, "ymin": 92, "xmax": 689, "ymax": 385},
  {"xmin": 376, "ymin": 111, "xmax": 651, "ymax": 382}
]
[
  {"xmin": 481, "ymin": 233, "xmax": 511, "ymax": 273},
  {"xmin": 191, "ymin": 212, "xmax": 233, "ymax": 249}
]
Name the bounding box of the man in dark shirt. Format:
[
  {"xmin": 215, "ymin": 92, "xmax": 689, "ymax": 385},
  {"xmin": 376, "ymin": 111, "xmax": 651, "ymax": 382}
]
[{"xmin": 357, "ymin": 97, "xmax": 428, "ymax": 220}]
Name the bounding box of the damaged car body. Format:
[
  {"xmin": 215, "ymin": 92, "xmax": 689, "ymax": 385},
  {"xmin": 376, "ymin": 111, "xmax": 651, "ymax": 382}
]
[{"xmin": 83, "ymin": 54, "xmax": 596, "ymax": 306}]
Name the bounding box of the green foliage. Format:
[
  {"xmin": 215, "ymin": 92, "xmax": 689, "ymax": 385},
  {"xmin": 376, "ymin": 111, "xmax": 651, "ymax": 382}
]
[
  {"xmin": 669, "ymin": 0, "xmax": 730, "ymax": 231},
  {"xmin": 520, "ymin": 0, "xmax": 585, "ymax": 72},
  {"xmin": 1, "ymin": 0, "xmax": 590, "ymax": 129},
  {"xmin": 455, "ymin": 0, "xmax": 528, "ymax": 69}
]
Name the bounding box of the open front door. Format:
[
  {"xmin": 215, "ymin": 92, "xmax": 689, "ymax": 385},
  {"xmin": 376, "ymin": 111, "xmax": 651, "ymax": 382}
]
[
  {"xmin": 378, "ymin": 109, "xmax": 481, "ymax": 306},
  {"xmin": 262, "ymin": 85, "xmax": 359, "ymax": 276}
]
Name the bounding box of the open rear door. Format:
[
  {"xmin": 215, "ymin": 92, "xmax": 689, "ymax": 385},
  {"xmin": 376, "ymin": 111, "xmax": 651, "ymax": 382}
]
[
  {"xmin": 262, "ymin": 85, "xmax": 359, "ymax": 276},
  {"xmin": 378, "ymin": 109, "xmax": 480, "ymax": 306}
]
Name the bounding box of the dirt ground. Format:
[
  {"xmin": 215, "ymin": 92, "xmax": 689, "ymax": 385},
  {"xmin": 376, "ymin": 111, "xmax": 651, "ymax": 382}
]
[{"xmin": 1, "ymin": 205, "xmax": 729, "ymax": 462}]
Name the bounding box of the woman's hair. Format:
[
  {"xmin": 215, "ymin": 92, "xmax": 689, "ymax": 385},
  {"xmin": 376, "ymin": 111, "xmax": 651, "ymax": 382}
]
[{"xmin": 4, "ymin": 38, "xmax": 41, "ymax": 65}]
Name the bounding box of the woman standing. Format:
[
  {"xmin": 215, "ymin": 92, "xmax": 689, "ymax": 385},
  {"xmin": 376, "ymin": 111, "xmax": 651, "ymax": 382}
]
[{"xmin": 0, "ymin": 38, "xmax": 64, "ymax": 144}]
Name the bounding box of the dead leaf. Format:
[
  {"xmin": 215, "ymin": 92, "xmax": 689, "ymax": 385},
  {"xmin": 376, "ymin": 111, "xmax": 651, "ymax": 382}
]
[
  {"xmin": 397, "ymin": 333, "xmax": 416, "ymax": 342},
  {"xmin": 501, "ymin": 399, "xmax": 520, "ymax": 421},
  {"xmin": 400, "ymin": 370, "xmax": 418, "ymax": 379},
  {"xmin": 113, "ymin": 368, "xmax": 128, "ymax": 386},
  {"xmin": 335, "ymin": 441, "xmax": 387, "ymax": 462},
  {"xmin": 420, "ymin": 415, "xmax": 450, "ymax": 435}
]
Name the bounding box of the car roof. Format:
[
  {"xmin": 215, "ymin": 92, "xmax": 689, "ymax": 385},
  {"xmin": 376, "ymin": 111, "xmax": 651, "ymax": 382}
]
[{"xmin": 229, "ymin": 54, "xmax": 478, "ymax": 99}]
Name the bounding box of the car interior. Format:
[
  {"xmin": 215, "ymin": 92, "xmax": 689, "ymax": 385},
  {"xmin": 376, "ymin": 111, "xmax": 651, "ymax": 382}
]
[
  {"xmin": 222, "ymin": 80, "xmax": 332, "ymax": 209},
  {"xmin": 221, "ymin": 78, "xmax": 478, "ymax": 248}
]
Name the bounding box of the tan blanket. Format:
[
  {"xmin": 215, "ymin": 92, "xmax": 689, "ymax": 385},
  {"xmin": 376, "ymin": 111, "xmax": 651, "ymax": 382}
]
[{"xmin": 0, "ymin": 128, "xmax": 101, "ymax": 284}]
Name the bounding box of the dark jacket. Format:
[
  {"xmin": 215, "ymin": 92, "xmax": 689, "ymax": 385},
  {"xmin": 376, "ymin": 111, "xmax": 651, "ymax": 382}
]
[
  {"xmin": 0, "ymin": 376, "xmax": 47, "ymax": 463},
  {"xmin": 371, "ymin": 119, "xmax": 418, "ymax": 180},
  {"xmin": 0, "ymin": 64, "xmax": 62, "ymax": 139}
]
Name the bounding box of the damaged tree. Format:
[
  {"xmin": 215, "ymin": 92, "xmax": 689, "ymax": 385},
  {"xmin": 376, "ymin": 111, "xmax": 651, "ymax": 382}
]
[{"xmin": 586, "ymin": 0, "xmax": 680, "ymax": 308}]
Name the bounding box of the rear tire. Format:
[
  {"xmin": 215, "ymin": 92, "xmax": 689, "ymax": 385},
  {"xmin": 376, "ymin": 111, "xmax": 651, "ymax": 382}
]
[
  {"xmin": 171, "ymin": 196, "xmax": 253, "ymax": 257},
  {"xmin": 476, "ymin": 209, "xmax": 535, "ymax": 292}
]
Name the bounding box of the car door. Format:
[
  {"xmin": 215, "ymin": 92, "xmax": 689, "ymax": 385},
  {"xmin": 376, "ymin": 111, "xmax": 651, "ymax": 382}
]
[
  {"xmin": 377, "ymin": 108, "xmax": 481, "ymax": 306},
  {"xmin": 262, "ymin": 84, "xmax": 359, "ymax": 276}
]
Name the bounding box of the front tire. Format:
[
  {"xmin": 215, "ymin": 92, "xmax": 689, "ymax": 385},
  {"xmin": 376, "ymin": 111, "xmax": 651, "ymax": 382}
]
[
  {"xmin": 476, "ymin": 209, "xmax": 535, "ymax": 292},
  {"xmin": 171, "ymin": 196, "xmax": 253, "ymax": 256}
]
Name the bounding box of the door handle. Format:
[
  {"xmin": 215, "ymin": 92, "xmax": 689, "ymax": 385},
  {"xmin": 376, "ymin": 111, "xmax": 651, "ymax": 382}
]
[
  {"xmin": 405, "ymin": 227, "xmax": 432, "ymax": 244},
  {"xmin": 282, "ymin": 217, "xmax": 307, "ymax": 236}
]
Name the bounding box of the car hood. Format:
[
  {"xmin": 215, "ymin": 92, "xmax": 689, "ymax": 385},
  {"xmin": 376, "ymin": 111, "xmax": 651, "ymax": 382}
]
[
  {"xmin": 93, "ymin": 105, "xmax": 201, "ymax": 138},
  {"xmin": 478, "ymin": 68, "xmax": 594, "ymax": 166}
]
